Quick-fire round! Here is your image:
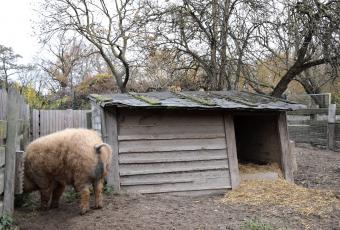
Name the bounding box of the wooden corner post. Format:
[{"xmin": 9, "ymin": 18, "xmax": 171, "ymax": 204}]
[
  {"xmin": 102, "ymin": 107, "xmax": 120, "ymax": 192},
  {"xmin": 278, "ymin": 112, "xmax": 294, "ymax": 182},
  {"xmin": 223, "ymin": 113, "xmax": 240, "ymax": 189},
  {"xmin": 328, "ymin": 104, "xmax": 336, "ymax": 151}
]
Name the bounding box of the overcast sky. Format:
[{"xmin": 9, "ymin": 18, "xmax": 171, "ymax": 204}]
[{"xmin": 0, "ymin": 0, "xmax": 40, "ymax": 64}]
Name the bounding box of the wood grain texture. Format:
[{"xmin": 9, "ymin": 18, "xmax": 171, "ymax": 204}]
[
  {"xmin": 121, "ymin": 176, "xmax": 231, "ymax": 194},
  {"xmin": 278, "ymin": 112, "xmax": 294, "ymax": 182},
  {"xmin": 119, "ymin": 149, "xmax": 228, "ymax": 164},
  {"xmin": 103, "ymin": 108, "xmax": 120, "ymax": 191},
  {"xmin": 31, "ymin": 109, "xmax": 90, "ymax": 139},
  {"xmin": 118, "ymin": 133, "xmax": 225, "ymax": 141},
  {"xmin": 223, "ymin": 113, "xmax": 240, "ymax": 189},
  {"xmin": 0, "ymin": 168, "xmax": 4, "ymax": 194},
  {"xmin": 119, "ymin": 138, "xmax": 226, "ymax": 153},
  {"xmin": 0, "ymin": 146, "xmax": 5, "ymax": 167},
  {"xmin": 120, "ymin": 159, "xmax": 229, "ymax": 176},
  {"xmin": 115, "ymin": 108, "xmax": 231, "ymax": 194},
  {"xmin": 120, "ymin": 170, "xmax": 230, "ymax": 186},
  {"xmin": 3, "ymin": 88, "xmax": 20, "ymax": 214}
]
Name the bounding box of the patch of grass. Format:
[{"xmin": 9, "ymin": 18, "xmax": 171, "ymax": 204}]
[
  {"xmin": 103, "ymin": 185, "xmax": 115, "ymax": 196},
  {"xmin": 241, "ymin": 218, "xmax": 274, "ymax": 230},
  {"xmin": 64, "ymin": 188, "xmax": 80, "ymax": 203},
  {"xmin": 0, "ymin": 214, "xmax": 16, "ymax": 230}
]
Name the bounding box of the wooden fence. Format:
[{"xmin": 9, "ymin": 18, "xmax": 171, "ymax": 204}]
[
  {"xmin": 0, "ymin": 89, "xmax": 28, "ymax": 214},
  {"xmin": 287, "ymin": 105, "xmax": 340, "ymax": 151},
  {"xmin": 31, "ymin": 109, "xmax": 91, "ymax": 140}
]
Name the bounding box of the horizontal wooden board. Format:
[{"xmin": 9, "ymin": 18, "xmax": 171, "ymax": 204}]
[
  {"xmin": 288, "ymin": 109, "xmax": 340, "ymax": 116},
  {"xmin": 118, "ymin": 133, "xmax": 225, "ymax": 141},
  {"xmin": 121, "ymin": 177, "xmax": 231, "ymax": 194},
  {"xmin": 310, "ymin": 138, "xmax": 327, "ymax": 146},
  {"xmin": 119, "ymin": 124, "xmax": 225, "ymax": 136},
  {"xmin": 118, "ymin": 110, "xmax": 224, "ymax": 127},
  {"xmin": 120, "ymin": 159, "xmax": 229, "ymax": 176},
  {"xmin": 119, "ymin": 138, "xmax": 226, "ymax": 153},
  {"xmin": 162, "ymin": 189, "xmax": 227, "ymax": 196},
  {"xmin": 119, "ymin": 149, "xmax": 228, "ymax": 164},
  {"xmin": 0, "ymin": 147, "xmax": 5, "ymax": 167},
  {"xmin": 120, "ymin": 169, "xmax": 230, "ymax": 186},
  {"xmin": 0, "ymin": 168, "xmax": 4, "ymax": 194}
]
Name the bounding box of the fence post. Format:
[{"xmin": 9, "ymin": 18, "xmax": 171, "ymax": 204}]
[
  {"xmin": 3, "ymin": 88, "xmax": 20, "ymax": 214},
  {"xmin": 328, "ymin": 104, "xmax": 336, "ymax": 150}
]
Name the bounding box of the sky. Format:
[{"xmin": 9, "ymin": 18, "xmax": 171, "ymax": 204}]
[{"xmin": 0, "ymin": 0, "xmax": 40, "ymax": 64}]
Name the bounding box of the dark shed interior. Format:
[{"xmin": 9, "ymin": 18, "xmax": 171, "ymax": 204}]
[{"xmin": 233, "ymin": 113, "xmax": 282, "ymax": 166}]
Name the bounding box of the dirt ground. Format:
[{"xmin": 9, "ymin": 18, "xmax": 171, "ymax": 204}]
[{"xmin": 14, "ymin": 146, "xmax": 340, "ymax": 230}]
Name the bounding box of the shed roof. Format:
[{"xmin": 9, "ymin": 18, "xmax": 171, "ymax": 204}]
[{"xmin": 89, "ymin": 90, "xmax": 305, "ymax": 111}]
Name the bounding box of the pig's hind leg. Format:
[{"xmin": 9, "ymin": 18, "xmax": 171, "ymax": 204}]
[{"xmin": 50, "ymin": 183, "xmax": 66, "ymax": 209}]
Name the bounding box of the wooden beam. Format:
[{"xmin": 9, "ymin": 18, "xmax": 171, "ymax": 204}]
[
  {"xmin": 103, "ymin": 107, "xmax": 120, "ymax": 192},
  {"xmin": 0, "ymin": 146, "xmax": 5, "ymax": 167},
  {"xmin": 86, "ymin": 112, "xmax": 92, "ymax": 129},
  {"xmin": 288, "ymin": 108, "xmax": 340, "ymax": 116},
  {"xmin": 328, "ymin": 104, "xmax": 336, "ymax": 150},
  {"xmin": 223, "ymin": 113, "xmax": 240, "ymax": 189},
  {"xmin": 0, "ymin": 120, "xmax": 7, "ymax": 139},
  {"xmin": 278, "ymin": 112, "xmax": 294, "ymax": 182},
  {"xmin": 3, "ymin": 88, "xmax": 20, "ymax": 214}
]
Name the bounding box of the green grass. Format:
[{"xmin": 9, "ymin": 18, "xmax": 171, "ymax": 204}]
[
  {"xmin": 241, "ymin": 218, "xmax": 274, "ymax": 230},
  {"xmin": 103, "ymin": 185, "xmax": 115, "ymax": 196},
  {"xmin": 64, "ymin": 188, "xmax": 80, "ymax": 203},
  {"xmin": 0, "ymin": 214, "xmax": 16, "ymax": 230}
]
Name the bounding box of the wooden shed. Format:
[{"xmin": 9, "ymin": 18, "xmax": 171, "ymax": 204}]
[{"xmin": 89, "ymin": 91, "xmax": 304, "ymax": 195}]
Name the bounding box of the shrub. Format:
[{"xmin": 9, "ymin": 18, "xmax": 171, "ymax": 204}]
[{"xmin": 0, "ymin": 214, "xmax": 15, "ymax": 230}]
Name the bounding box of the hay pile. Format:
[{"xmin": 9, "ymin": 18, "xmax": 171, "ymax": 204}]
[
  {"xmin": 238, "ymin": 162, "xmax": 282, "ymax": 175},
  {"xmin": 223, "ymin": 163, "xmax": 340, "ymax": 216}
]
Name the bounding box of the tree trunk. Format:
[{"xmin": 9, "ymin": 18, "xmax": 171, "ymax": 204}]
[
  {"xmin": 209, "ymin": 0, "xmax": 220, "ymax": 90},
  {"xmin": 219, "ymin": 0, "xmax": 231, "ymax": 90}
]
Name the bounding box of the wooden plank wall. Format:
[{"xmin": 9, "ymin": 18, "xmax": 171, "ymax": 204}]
[
  {"xmin": 117, "ymin": 109, "xmax": 231, "ymax": 194},
  {"xmin": 32, "ymin": 109, "xmax": 90, "ymax": 139}
]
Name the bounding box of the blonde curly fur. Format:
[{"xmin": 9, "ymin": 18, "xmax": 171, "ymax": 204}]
[{"xmin": 24, "ymin": 128, "xmax": 112, "ymax": 214}]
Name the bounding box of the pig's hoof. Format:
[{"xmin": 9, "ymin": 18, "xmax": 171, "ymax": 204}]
[
  {"xmin": 79, "ymin": 208, "xmax": 89, "ymax": 215},
  {"xmin": 93, "ymin": 204, "xmax": 103, "ymax": 209}
]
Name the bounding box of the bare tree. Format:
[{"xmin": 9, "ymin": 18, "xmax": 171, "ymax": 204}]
[
  {"xmin": 141, "ymin": 0, "xmax": 339, "ymax": 97},
  {"xmin": 38, "ymin": 0, "xmax": 142, "ymax": 93},
  {"xmin": 141, "ymin": 0, "xmax": 271, "ymax": 90},
  {"xmin": 39, "ymin": 35, "xmax": 93, "ymax": 92},
  {"xmin": 253, "ymin": 0, "xmax": 339, "ymax": 97}
]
